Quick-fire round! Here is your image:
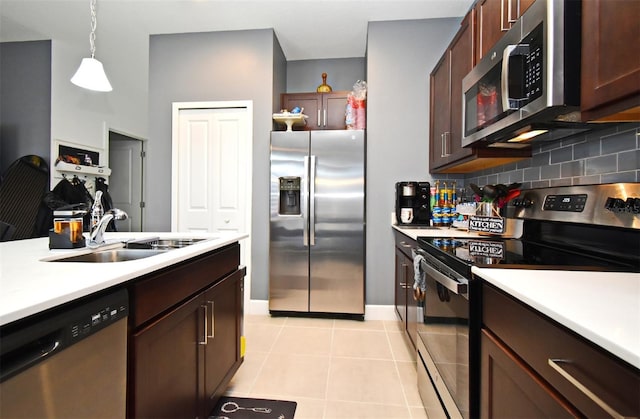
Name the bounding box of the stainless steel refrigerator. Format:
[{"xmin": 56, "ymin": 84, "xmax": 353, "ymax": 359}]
[{"xmin": 269, "ymin": 130, "xmax": 365, "ymax": 316}]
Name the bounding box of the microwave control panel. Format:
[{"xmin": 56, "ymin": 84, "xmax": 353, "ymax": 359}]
[{"xmin": 523, "ymin": 24, "xmax": 544, "ymax": 102}]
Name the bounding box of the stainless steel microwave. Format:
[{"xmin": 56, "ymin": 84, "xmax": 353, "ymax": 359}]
[{"xmin": 461, "ymin": 0, "xmax": 586, "ymax": 148}]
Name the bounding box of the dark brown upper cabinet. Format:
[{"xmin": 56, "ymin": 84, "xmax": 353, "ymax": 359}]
[
  {"xmin": 280, "ymin": 91, "xmax": 350, "ymax": 130},
  {"xmin": 581, "ymin": 0, "xmax": 640, "ymax": 122},
  {"xmin": 429, "ymin": 9, "xmax": 530, "ymax": 174}
]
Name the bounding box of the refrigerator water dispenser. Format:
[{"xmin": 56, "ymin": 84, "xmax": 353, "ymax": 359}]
[{"xmin": 279, "ymin": 177, "xmax": 301, "ymax": 215}]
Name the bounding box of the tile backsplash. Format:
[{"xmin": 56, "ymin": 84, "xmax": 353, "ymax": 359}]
[{"xmin": 464, "ymin": 123, "xmax": 640, "ymax": 190}]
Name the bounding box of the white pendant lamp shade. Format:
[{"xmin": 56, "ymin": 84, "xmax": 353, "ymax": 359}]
[
  {"xmin": 71, "ymin": 0, "xmax": 112, "ymax": 92},
  {"xmin": 71, "ymin": 57, "xmax": 112, "ymax": 92}
]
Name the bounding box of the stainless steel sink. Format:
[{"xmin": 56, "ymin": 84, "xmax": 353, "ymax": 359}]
[
  {"xmin": 50, "ymin": 248, "xmax": 167, "ymax": 263},
  {"xmin": 44, "ymin": 236, "xmax": 211, "ymax": 263},
  {"xmin": 124, "ymin": 237, "xmax": 207, "ymax": 250},
  {"xmin": 150, "ymin": 238, "xmax": 206, "ymax": 249}
]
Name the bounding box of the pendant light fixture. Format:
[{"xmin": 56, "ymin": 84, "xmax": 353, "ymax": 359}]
[{"xmin": 71, "ymin": 0, "xmax": 112, "ymax": 92}]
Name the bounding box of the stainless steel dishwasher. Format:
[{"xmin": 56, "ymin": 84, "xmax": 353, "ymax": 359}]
[{"xmin": 0, "ymin": 288, "xmax": 128, "ymax": 418}]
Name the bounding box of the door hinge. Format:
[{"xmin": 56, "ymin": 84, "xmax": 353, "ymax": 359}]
[
  {"xmin": 139, "ymin": 201, "xmax": 146, "ymax": 208},
  {"xmin": 140, "ymin": 151, "xmax": 146, "ymax": 158}
]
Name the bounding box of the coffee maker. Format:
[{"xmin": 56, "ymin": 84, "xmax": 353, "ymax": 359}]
[{"xmin": 395, "ymin": 181, "xmax": 431, "ymax": 226}]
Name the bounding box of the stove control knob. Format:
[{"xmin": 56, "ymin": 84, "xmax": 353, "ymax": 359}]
[{"xmin": 514, "ymin": 198, "xmax": 533, "ymax": 208}]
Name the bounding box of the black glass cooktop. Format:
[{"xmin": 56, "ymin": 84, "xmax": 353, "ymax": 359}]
[{"xmin": 417, "ymin": 236, "xmax": 640, "ymax": 273}]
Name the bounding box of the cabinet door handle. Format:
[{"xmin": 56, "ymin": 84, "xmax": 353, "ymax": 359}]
[
  {"xmin": 399, "ymin": 241, "xmax": 413, "ymax": 248},
  {"xmin": 500, "ymin": 0, "xmax": 509, "ymax": 31},
  {"xmin": 207, "ymin": 300, "xmax": 215, "ymax": 339},
  {"xmin": 317, "ymin": 110, "xmax": 321, "ymax": 127},
  {"xmin": 548, "ymin": 359, "xmax": 627, "ymax": 419},
  {"xmin": 445, "ymin": 132, "xmax": 451, "ymax": 156},
  {"xmin": 440, "ymin": 133, "xmax": 445, "ymax": 158},
  {"xmin": 323, "ymin": 109, "xmax": 327, "ymax": 127},
  {"xmin": 441, "ymin": 132, "xmax": 451, "ymax": 157},
  {"xmin": 199, "ymin": 304, "xmax": 208, "ymax": 345},
  {"xmin": 508, "ymin": 0, "xmax": 519, "ymax": 24}
]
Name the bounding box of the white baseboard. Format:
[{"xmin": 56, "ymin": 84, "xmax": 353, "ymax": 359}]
[
  {"xmin": 247, "ymin": 300, "xmax": 397, "ymax": 321},
  {"xmin": 248, "ymin": 299, "xmax": 269, "ymax": 315},
  {"xmin": 364, "ymin": 305, "xmax": 397, "ymax": 321}
]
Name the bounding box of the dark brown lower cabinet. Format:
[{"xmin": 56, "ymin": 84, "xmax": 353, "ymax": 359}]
[
  {"xmin": 128, "ymin": 243, "xmax": 244, "ymax": 418},
  {"xmin": 133, "ymin": 293, "xmax": 203, "ymax": 418},
  {"xmin": 481, "ymin": 329, "xmax": 579, "ymax": 418},
  {"xmin": 481, "ymin": 282, "xmax": 640, "ymax": 419},
  {"xmin": 394, "ymin": 230, "xmax": 418, "ymax": 349},
  {"xmin": 203, "ymin": 270, "xmax": 243, "ymax": 415}
]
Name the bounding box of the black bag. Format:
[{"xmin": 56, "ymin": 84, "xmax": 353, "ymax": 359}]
[{"xmin": 50, "ymin": 176, "xmax": 94, "ymax": 231}]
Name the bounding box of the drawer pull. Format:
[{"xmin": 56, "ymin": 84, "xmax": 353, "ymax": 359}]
[{"xmin": 548, "ymin": 359, "xmax": 630, "ymax": 419}]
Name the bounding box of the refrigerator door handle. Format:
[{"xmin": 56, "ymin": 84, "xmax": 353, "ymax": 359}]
[
  {"xmin": 309, "ymin": 155, "xmax": 317, "ymax": 246},
  {"xmin": 303, "ymin": 156, "xmax": 309, "ymax": 246}
]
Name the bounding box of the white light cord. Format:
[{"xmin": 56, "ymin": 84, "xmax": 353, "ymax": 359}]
[{"xmin": 89, "ymin": 0, "xmax": 97, "ymax": 58}]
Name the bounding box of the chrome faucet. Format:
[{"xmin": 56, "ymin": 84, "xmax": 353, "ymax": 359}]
[
  {"xmin": 89, "ymin": 192, "xmax": 128, "ymax": 246},
  {"xmin": 90, "ymin": 191, "xmax": 105, "ymax": 237},
  {"xmin": 89, "ymin": 208, "xmax": 128, "ymax": 246}
]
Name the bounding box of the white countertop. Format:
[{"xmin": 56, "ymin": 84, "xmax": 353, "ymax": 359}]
[
  {"xmin": 475, "ymin": 268, "xmax": 640, "ymax": 369},
  {"xmin": 0, "ymin": 232, "xmax": 248, "ymax": 326},
  {"xmin": 392, "ymin": 224, "xmax": 494, "ymax": 240},
  {"xmin": 392, "ymin": 218, "xmax": 522, "ymax": 240}
]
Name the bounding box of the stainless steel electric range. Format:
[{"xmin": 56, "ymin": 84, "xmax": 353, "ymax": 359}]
[{"xmin": 414, "ymin": 183, "xmax": 640, "ymax": 419}]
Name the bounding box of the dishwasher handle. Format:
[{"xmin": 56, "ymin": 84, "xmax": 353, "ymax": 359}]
[{"xmin": 0, "ymin": 331, "xmax": 62, "ymax": 382}]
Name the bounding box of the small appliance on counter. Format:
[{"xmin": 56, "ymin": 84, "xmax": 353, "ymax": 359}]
[
  {"xmin": 395, "ymin": 181, "xmax": 431, "ymax": 226},
  {"xmin": 49, "ymin": 209, "xmax": 86, "ymax": 249}
]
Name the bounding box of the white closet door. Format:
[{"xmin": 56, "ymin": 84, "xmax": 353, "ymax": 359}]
[{"xmin": 176, "ymin": 107, "xmax": 248, "ymax": 234}]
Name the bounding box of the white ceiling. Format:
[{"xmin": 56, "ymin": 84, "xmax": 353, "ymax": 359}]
[{"xmin": 0, "ymin": 0, "xmax": 473, "ymax": 61}]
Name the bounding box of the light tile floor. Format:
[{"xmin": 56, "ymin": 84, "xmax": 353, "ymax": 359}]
[{"xmin": 224, "ymin": 315, "xmax": 428, "ymax": 419}]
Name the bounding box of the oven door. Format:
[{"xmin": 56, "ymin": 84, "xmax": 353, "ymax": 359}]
[{"xmin": 416, "ymin": 252, "xmax": 469, "ymax": 419}]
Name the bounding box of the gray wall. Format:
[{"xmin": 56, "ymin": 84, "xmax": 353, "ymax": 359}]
[
  {"xmin": 273, "ymin": 37, "xmax": 288, "ymax": 112},
  {"xmin": 0, "ymin": 40, "xmax": 51, "ymax": 174},
  {"xmin": 286, "ymin": 58, "xmax": 365, "ymax": 93},
  {"xmin": 365, "ymin": 18, "xmax": 461, "ymax": 305},
  {"xmin": 148, "ymin": 29, "xmax": 283, "ymax": 300},
  {"xmin": 269, "ymin": 36, "xmax": 288, "ymax": 299},
  {"xmin": 465, "ymin": 125, "xmax": 640, "ymax": 188}
]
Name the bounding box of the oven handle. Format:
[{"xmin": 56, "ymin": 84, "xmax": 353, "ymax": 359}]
[{"xmin": 420, "ymin": 258, "xmax": 467, "ymax": 296}]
